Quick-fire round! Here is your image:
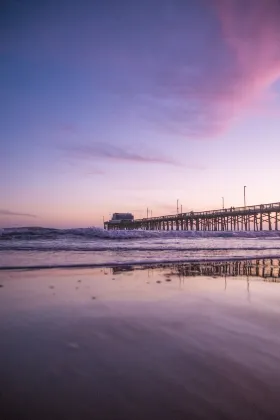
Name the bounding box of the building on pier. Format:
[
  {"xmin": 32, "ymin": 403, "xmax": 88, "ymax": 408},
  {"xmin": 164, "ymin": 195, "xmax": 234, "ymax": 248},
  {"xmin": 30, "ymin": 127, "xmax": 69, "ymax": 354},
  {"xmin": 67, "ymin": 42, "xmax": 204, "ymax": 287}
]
[{"xmin": 107, "ymin": 212, "xmax": 134, "ymax": 229}]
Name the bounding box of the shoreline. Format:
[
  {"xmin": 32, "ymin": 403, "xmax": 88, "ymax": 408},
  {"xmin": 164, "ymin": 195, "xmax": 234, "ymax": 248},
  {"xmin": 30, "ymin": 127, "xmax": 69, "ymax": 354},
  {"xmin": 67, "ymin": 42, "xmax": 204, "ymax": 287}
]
[{"xmin": 1, "ymin": 254, "xmax": 280, "ymax": 272}]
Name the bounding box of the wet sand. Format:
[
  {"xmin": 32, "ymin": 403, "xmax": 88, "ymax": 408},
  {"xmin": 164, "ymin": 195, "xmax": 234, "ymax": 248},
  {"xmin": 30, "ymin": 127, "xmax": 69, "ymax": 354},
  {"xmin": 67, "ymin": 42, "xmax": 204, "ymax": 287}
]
[{"xmin": 1, "ymin": 263, "xmax": 280, "ymax": 419}]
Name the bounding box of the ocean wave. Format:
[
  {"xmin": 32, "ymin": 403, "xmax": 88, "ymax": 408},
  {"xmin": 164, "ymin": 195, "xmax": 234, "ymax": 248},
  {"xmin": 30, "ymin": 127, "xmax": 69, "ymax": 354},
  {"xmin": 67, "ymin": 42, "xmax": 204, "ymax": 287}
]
[{"xmin": 1, "ymin": 226, "xmax": 280, "ymax": 240}]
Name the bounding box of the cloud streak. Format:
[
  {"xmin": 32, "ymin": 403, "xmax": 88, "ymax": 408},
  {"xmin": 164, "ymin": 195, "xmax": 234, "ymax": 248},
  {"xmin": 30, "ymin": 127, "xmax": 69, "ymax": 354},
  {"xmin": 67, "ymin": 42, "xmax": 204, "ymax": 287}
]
[
  {"xmin": 61, "ymin": 142, "xmax": 181, "ymax": 166},
  {"xmin": 0, "ymin": 209, "xmax": 37, "ymax": 218}
]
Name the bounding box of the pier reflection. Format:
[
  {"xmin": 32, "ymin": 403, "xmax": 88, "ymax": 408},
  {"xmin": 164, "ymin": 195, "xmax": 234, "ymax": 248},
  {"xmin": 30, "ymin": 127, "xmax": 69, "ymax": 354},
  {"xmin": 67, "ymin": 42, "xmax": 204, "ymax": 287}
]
[
  {"xmin": 111, "ymin": 259, "xmax": 280, "ymax": 281},
  {"xmin": 112, "ymin": 265, "xmax": 134, "ymax": 274}
]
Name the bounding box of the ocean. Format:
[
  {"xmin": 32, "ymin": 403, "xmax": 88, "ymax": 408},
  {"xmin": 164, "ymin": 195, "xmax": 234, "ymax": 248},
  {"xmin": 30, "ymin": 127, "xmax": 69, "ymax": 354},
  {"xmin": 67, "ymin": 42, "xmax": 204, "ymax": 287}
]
[{"xmin": 1, "ymin": 226, "xmax": 280, "ymax": 269}]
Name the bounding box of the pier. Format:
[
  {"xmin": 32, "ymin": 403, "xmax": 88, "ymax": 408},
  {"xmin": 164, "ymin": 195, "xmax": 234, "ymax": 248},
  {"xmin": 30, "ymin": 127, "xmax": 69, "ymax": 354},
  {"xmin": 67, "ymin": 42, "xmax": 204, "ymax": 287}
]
[{"xmin": 104, "ymin": 201, "xmax": 280, "ymax": 231}]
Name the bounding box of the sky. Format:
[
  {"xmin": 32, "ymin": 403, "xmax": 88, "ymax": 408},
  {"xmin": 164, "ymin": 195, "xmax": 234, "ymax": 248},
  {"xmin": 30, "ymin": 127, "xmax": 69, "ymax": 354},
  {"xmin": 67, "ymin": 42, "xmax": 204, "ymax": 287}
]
[{"xmin": 1, "ymin": 0, "xmax": 280, "ymax": 228}]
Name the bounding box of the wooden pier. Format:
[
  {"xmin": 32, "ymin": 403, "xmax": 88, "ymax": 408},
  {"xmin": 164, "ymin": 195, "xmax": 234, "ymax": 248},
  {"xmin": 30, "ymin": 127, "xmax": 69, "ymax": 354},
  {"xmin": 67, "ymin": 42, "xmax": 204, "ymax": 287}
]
[{"xmin": 104, "ymin": 201, "xmax": 280, "ymax": 231}]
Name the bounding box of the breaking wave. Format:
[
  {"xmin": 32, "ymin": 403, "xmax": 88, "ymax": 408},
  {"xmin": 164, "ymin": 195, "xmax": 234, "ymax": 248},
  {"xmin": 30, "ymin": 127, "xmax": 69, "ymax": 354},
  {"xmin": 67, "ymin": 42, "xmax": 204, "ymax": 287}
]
[{"xmin": 1, "ymin": 226, "xmax": 280, "ymax": 240}]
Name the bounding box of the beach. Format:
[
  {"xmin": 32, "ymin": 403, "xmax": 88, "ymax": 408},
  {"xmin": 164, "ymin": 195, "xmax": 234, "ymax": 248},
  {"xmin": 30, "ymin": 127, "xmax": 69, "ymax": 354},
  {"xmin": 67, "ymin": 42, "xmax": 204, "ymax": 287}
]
[
  {"xmin": 3, "ymin": 0, "xmax": 280, "ymax": 417},
  {"xmin": 1, "ymin": 263, "xmax": 280, "ymax": 419}
]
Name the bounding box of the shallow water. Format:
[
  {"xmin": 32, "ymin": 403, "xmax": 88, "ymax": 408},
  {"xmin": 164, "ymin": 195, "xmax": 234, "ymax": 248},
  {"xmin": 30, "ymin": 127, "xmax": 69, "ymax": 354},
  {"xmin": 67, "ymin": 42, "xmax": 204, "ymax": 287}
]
[{"xmin": 1, "ymin": 261, "xmax": 280, "ymax": 419}]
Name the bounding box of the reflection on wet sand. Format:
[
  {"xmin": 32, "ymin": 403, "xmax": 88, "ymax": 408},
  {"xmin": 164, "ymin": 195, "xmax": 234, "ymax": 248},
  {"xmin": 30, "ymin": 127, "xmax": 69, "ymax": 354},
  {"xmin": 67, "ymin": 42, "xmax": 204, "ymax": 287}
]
[
  {"xmin": 1, "ymin": 259, "xmax": 280, "ymax": 419},
  {"xmin": 112, "ymin": 258, "xmax": 280, "ymax": 281}
]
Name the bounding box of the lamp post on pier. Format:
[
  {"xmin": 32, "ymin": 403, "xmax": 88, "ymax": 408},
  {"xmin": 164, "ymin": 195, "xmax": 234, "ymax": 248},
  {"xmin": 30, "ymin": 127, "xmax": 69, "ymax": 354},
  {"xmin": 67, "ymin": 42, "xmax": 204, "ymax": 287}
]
[
  {"xmin": 222, "ymin": 197, "xmax": 224, "ymax": 209},
  {"xmin": 244, "ymin": 186, "xmax": 247, "ymax": 208}
]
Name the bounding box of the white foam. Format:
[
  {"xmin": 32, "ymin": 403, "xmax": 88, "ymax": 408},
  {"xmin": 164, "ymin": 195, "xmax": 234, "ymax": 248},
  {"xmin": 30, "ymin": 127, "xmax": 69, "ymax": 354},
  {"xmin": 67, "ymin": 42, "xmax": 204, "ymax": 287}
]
[{"xmin": 70, "ymin": 227, "xmax": 280, "ymax": 240}]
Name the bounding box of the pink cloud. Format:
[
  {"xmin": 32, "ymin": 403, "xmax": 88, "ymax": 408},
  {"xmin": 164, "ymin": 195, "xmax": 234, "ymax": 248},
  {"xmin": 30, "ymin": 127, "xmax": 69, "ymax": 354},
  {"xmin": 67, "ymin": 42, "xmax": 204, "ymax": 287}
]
[
  {"xmin": 213, "ymin": 0, "xmax": 280, "ymax": 115},
  {"xmin": 140, "ymin": 0, "xmax": 280, "ymax": 139}
]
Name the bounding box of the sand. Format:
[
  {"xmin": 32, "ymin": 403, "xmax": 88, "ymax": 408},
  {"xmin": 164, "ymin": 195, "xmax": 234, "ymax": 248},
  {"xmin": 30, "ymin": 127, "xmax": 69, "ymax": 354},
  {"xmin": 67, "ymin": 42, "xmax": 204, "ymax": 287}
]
[{"xmin": 1, "ymin": 265, "xmax": 280, "ymax": 419}]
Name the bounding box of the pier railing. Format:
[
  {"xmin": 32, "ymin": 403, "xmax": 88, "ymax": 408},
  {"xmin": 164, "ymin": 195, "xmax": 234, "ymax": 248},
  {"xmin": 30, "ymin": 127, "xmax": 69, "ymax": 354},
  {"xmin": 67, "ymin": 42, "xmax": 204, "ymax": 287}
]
[{"xmin": 133, "ymin": 202, "xmax": 280, "ymax": 222}]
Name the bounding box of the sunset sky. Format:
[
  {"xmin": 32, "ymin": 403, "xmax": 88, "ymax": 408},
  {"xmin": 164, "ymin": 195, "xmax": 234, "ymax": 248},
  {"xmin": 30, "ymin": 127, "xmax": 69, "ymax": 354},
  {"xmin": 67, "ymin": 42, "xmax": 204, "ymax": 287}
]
[{"xmin": 1, "ymin": 0, "xmax": 280, "ymax": 228}]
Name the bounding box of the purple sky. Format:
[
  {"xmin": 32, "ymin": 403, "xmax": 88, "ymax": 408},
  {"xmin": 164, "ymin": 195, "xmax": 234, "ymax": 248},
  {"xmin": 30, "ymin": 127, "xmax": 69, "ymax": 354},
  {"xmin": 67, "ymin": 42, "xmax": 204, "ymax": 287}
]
[{"xmin": 1, "ymin": 0, "xmax": 280, "ymax": 228}]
